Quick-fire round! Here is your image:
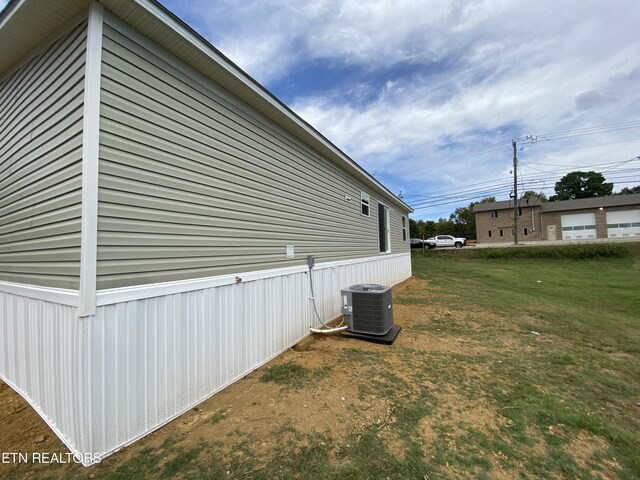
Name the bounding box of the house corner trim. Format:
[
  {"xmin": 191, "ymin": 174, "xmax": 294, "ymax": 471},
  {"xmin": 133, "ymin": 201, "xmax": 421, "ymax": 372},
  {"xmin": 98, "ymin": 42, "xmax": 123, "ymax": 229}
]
[{"xmin": 78, "ymin": 1, "xmax": 104, "ymax": 317}]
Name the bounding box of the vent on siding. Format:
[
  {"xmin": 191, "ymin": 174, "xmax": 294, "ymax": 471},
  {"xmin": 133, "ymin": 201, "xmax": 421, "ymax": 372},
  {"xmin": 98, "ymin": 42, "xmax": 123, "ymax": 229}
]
[{"xmin": 341, "ymin": 284, "xmax": 393, "ymax": 335}]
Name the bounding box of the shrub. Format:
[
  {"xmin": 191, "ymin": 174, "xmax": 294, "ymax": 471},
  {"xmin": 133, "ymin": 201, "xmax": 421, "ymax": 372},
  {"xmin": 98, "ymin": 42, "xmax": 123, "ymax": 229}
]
[{"xmin": 415, "ymin": 243, "xmax": 631, "ymax": 260}]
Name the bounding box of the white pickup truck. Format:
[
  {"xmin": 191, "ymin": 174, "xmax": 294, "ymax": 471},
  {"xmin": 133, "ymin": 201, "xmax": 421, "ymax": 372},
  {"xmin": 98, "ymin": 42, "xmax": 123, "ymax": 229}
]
[{"xmin": 424, "ymin": 235, "xmax": 467, "ymax": 249}]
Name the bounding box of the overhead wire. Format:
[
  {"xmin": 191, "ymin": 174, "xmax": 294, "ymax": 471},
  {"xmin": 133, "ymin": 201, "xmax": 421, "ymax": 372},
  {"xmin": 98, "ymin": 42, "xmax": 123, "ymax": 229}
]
[
  {"xmin": 395, "ymin": 120, "xmax": 640, "ymax": 178},
  {"xmin": 408, "ymin": 157, "xmax": 640, "ymax": 211}
]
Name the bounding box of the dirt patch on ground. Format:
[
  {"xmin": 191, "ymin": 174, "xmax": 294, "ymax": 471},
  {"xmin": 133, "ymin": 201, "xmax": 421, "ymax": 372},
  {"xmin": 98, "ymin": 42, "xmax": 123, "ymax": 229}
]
[
  {"xmin": 568, "ymin": 431, "xmax": 623, "ymax": 480},
  {"xmin": 0, "ymin": 275, "xmax": 629, "ymax": 479}
]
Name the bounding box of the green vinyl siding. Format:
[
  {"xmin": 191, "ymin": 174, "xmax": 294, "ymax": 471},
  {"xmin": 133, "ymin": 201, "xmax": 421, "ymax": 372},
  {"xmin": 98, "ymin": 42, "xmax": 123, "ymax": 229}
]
[
  {"xmin": 0, "ymin": 22, "xmax": 85, "ymax": 289},
  {"xmin": 389, "ymin": 208, "xmax": 407, "ymax": 253},
  {"xmin": 97, "ymin": 18, "xmax": 408, "ymax": 289}
]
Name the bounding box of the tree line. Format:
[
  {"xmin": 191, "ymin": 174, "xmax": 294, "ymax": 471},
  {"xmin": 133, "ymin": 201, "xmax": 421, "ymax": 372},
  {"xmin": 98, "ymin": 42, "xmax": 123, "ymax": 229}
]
[{"xmin": 410, "ymin": 171, "xmax": 640, "ymax": 240}]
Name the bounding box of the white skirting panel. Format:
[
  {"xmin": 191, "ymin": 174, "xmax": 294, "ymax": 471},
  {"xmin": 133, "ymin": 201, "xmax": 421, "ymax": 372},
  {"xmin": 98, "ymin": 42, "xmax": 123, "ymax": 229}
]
[
  {"xmin": 0, "ymin": 292, "xmax": 85, "ymax": 456},
  {"xmin": 0, "ymin": 253, "xmax": 411, "ymax": 464}
]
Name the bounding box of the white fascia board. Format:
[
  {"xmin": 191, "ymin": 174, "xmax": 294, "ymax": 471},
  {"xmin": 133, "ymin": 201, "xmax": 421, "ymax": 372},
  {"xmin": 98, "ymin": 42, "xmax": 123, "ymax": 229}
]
[
  {"xmin": 78, "ymin": 0, "xmax": 103, "ymax": 317},
  {"xmin": 128, "ymin": 0, "xmax": 410, "ymax": 213},
  {"xmin": 0, "ymin": 281, "xmax": 79, "ymax": 306},
  {"xmin": 96, "ymin": 252, "xmax": 410, "ymax": 306}
]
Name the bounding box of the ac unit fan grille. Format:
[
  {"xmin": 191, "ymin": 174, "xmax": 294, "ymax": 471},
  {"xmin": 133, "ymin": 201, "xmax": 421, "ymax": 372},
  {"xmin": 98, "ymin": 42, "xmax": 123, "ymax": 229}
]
[{"xmin": 349, "ymin": 288, "xmax": 393, "ymax": 335}]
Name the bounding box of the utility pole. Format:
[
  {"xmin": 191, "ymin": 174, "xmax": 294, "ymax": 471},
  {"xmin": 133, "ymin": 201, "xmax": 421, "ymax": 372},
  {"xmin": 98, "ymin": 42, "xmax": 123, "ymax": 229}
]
[{"xmin": 512, "ymin": 140, "xmax": 519, "ymax": 245}]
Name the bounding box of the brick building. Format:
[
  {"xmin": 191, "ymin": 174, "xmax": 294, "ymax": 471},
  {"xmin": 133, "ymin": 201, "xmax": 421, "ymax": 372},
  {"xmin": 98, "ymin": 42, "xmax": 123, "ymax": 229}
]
[{"xmin": 474, "ymin": 194, "xmax": 640, "ymax": 244}]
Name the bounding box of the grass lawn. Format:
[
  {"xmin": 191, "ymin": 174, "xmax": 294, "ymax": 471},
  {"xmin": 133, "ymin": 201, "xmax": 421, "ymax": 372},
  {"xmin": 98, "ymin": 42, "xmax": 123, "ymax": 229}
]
[
  {"xmin": 2, "ymin": 244, "xmax": 639, "ymax": 479},
  {"xmin": 409, "ymin": 246, "xmax": 640, "ymax": 479}
]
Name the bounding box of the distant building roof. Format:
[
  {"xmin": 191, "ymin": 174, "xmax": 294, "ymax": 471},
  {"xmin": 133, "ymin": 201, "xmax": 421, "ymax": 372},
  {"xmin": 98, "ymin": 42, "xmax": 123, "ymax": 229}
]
[
  {"xmin": 473, "ymin": 193, "xmax": 640, "ymax": 213},
  {"xmin": 540, "ymin": 193, "xmax": 640, "ymax": 212}
]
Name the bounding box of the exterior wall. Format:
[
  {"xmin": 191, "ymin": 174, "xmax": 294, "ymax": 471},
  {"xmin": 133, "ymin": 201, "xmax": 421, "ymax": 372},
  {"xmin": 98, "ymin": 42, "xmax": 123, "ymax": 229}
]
[
  {"xmin": 0, "ymin": 253, "xmax": 411, "ymax": 464},
  {"xmin": 475, "ymin": 206, "xmax": 542, "ymax": 244},
  {"xmin": 541, "ymin": 211, "xmax": 561, "ymax": 240},
  {"xmin": 0, "ymin": 22, "xmax": 87, "ymax": 289},
  {"xmin": 96, "ymin": 16, "xmax": 409, "ymax": 290},
  {"xmin": 595, "ymin": 209, "xmax": 608, "ymax": 238}
]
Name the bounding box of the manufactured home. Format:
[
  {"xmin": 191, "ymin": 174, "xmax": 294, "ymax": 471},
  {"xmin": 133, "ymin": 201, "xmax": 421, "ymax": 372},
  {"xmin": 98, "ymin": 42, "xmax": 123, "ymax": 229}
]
[{"xmin": 0, "ymin": 0, "xmax": 412, "ymax": 464}]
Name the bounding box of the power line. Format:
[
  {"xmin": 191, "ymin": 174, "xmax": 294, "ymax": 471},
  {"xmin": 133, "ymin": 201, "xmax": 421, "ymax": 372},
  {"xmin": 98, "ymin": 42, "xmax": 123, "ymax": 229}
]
[
  {"xmin": 408, "ymin": 163, "xmax": 639, "ymax": 204},
  {"xmin": 407, "ymin": 159, "xmax": 640, "ymax": 211},
  {"xmin": 393, "ymin": 121, "xmax": 640, "ymax": 177},
  {"xmin": 530, "ymin": 119, "xmax": 640, "ymax": 139}
]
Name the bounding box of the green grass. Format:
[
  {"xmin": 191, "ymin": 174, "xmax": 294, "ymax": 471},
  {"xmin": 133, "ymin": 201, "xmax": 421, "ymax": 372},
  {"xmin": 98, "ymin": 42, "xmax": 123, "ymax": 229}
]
[
  {"xmin": 409, "ymin": 244, "xmax": 640, "ymax": 478},
  {"xmin": 259, "ymin": 362, "xmax": 330, "ymax": 388},
  {"xmin": 411, "ymin": 248, "xmax": 640, "ymax": 354}
]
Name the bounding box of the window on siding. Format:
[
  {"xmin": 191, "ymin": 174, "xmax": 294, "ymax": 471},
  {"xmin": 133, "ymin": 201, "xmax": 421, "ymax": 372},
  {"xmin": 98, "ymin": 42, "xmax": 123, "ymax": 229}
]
[
  {"xmin": 361, "ymin": 192, "xmax": 370, "ymax": 216},
  {"xmin": 490, "ymin": 210, "xmax": 498, "ymax": 218},
  {"xmin": 488, "ymin": 230, "xmax": 492, "ymax": 238},
  {"xmin": 524, "ymin": 227, "xmax": 529, "ymax": 236},
  {"xmin": 499, "ymin": 229, "xmax": 504, "ymax": 237},
  {"xmin": 402, "ymin": 216, "xmax": 407, "ymax": 241},
  {"xmin": 518, "ymin": 207, "xmax": 523, "ymax": 216}
]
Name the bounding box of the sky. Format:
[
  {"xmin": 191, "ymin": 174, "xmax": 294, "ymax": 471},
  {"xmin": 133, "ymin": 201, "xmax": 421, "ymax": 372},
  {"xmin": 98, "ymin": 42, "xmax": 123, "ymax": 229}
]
[{"xmin": 3, "ymin": 0, "xmax": 639, "ymax": 220}]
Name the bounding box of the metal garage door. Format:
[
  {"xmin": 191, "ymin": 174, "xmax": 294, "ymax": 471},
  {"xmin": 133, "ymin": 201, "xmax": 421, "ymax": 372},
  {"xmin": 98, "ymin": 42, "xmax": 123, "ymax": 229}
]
[
  {"xmin": 607, "ymin": 209, "xmax": 640, "ymax": 238},
  {"xmin": 561, "ymin": 213, "xmax": 597, "ymax": 240}
]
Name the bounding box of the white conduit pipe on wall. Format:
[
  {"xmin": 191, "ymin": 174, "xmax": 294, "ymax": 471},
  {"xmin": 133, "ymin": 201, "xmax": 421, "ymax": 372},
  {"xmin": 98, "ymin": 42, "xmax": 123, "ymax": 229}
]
[{"xmin": 307, "ymin": 261, "xmax": 347, "ymax": 334}]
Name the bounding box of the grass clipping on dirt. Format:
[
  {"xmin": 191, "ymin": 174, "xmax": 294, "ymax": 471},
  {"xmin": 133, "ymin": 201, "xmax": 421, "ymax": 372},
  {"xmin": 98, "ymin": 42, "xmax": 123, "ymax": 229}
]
[{"xmin": 2, "ymin": 244, "xmax": 639, "ymax": 480}]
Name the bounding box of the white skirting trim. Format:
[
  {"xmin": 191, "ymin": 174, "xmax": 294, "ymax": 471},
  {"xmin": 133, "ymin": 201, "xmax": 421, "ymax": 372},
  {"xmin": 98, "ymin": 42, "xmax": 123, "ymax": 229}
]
[
  {"xmin": 0, "ymin": 253, "xmax": 411, "ymax": 465},
  {"xmin": 0, "ymin": 281, "xmax": 79, "ymax": 306}
]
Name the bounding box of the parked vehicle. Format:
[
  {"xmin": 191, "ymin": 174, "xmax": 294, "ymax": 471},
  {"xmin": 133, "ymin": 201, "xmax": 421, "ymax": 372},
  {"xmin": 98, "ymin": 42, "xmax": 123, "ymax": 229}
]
[
  {"xmin": 424, "ymin": 235, "xmax": 467, "ymax": 249},
  {"xmin": 410, "ymin": 238, "xmax": 425, "ymax": 249}
]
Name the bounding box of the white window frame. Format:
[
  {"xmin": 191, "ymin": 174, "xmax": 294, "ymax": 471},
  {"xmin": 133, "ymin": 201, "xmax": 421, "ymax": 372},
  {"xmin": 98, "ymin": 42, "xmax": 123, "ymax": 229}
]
[
  {"xmin": 490, "ymin": 210, "xmax": 499, "ymax": 218},
  {"xmin": 361, "ymin": 191, "xmax": 370, "ymax": 217}
]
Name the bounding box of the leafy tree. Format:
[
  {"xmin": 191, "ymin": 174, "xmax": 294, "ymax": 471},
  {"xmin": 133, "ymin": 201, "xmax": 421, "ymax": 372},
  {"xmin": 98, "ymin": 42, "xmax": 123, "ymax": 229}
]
[
  {"xmin": 616, "ymin": 185, "xmax": 640, "ymax": 195},
  {"xmin": 423, "ymin": 220, "xmax": 437, "ymax": 238},
  {"xmin": 521, "ymin": 190, "xmax": 547, "ymax": 202},
  {"xmin": 409, "ymin": 219, "xmax": 436, "ymax": 239},
  {"xmin": 434, "ymin": 218, "xmax": 456, "ymax": 236},
  {"xmin": 549, "ymin": 171, "xmax": 613, "ymax": 201}
]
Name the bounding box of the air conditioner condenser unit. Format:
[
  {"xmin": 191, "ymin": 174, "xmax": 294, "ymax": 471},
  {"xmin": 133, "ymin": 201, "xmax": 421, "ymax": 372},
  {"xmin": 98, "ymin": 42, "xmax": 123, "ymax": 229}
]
[{"xmin": 341, "ymin": 284, "xmax": 393, "ymax": 335}]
